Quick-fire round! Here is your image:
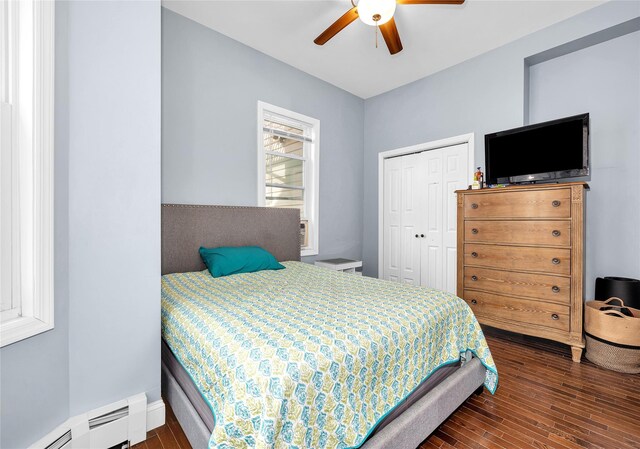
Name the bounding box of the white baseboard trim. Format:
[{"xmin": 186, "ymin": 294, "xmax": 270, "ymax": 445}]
[{"xmin": 146, "ymin": 399, "xmax": 166, "ymax": 432}]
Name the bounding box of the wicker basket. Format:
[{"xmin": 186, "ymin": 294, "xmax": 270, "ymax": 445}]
[
  {"xmin": 585, "ymin": 335, "xmax": 640, "ymax": 374},
  {"xmin": 584, "ymin": 297, "xmax": 640, "ymax": 373}
]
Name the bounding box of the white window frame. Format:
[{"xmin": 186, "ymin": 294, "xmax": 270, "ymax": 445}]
[
  {"xmin": 0, "ymin": 0, "xmax": 54, "ymax": 347},
  {"xmin": 257, "ymin": 101, "xmax": 319, "ymax": 257}
]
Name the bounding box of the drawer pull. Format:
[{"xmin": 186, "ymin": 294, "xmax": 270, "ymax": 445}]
[
  {"xmin": 471, "ymin": 203, "xmax": 479, "ymax": 209},
  {"xmin": 552, "ymin": 285, "xmax": 560, "ymax": 293},
  {"xmin": 552, "ymin": 230, "xmax": 561, "ymax": 237},
  {"xmin": 471, "ymin": 299, "xmax": 478, "ymax": 305},
  {"xmin": 471, "ymin": 228, "xmax": 479, "ymax": 234},
  {"xmin": 471, "ymin": 252, "xmax": 478, "ymax": 258},
  {"xmin": 471, "ymin": 275, "xmax": 478, "ymax": 281},
  {"xmin": 421, "ymin": 234, "xmax": 425, "ymax": 238},
  {"xmin": 551, "ymin": 313, "xmax": 559, "ymax": 320},
  {"xmin": 415, "ymin": 234, "xmax": 419, "ymax": 238},
  {"xmin": 552, "ymin": 200, "xmax": 561, "ymax": 207},
  {"xmin": 552, "ymin": 258, "xmax": 561, "ymax": 265}
]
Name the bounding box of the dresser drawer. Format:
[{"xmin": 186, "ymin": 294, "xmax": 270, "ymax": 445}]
[
  {"xmin": 463, "ymin": 267, "xmax": 570, "ymax": 304},
  {"xmin": 464, "ymin": 189, "xmax": 571, "ymax": 219},
  {"xmin": 463, "ymin": 289, "xmax": 570, "ymax": 332},
  {"xmin": 464, "ymin": 243, "xmax": 571, "ymax": 275},
  {"xmin": 464, "ymin": 220, "xmax": 571, "ymax": 246}
]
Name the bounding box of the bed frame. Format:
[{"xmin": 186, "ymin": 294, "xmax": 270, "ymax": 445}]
[{"xmin": 161, "ymin": 204, "xmax": 486, "ymax": 449}]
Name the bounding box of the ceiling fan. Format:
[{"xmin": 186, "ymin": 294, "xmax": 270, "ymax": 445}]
[{"xmin": 314, "ymin": 0, "xmax": 465, "ymax": 55}]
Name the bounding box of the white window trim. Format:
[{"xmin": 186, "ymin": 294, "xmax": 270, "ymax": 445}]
[
  {"xmin": 0, "ymin": 0, "xmax": 54, "ymax": 347},
  {"xmin": 257, "ymin": 101, "xmax": 319, "ymax": 257}
]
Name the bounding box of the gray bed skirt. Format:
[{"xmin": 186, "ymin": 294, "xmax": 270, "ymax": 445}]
[{"xmin": 161, "ymin": 354, "xmax": 486, "ymax": 449}]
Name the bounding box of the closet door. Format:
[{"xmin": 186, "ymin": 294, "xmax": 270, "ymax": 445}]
[
  {"xmin": 382, "ymin": 157, "xmax": 402, "ymax": 282},
  {"xmin": 422, "ymin": 150, "xmax": 444, "ymax": 290},
  {"xmin": 400, "ymin": 153, "xmax": 424, "ymax": 285},
  {"xmin": 382, "ymin": 153, "xmax": 425, "ymax": 284},
  {"xmin": 420, "ymin": 143, "xmax": 468, "ymax": 293}
]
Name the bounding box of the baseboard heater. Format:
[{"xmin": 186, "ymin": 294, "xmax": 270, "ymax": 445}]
[
  {"xmin": 45, "ymin": 431, "xmax": 72, "ymax": 449},
  {"xmin": 31, "ymin": 394, "xmax": 154, "ymax": 449}
]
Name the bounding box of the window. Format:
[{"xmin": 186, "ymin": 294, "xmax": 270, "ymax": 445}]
[
  {"xmin": 257, "ymin": 102, "xmax": 319, "ymax": 256},
  {"xmin": 0, "ymin": 0, "xmax": 54, "ymax": 347}
]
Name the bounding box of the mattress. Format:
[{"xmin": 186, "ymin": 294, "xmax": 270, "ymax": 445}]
[
  {"xmin": 161, "ymin": 261, "xmax": 497, "ymax": 448},
  {"xmin": 161, "ymin": 339, "xmax": 461, "ymax": 436}
]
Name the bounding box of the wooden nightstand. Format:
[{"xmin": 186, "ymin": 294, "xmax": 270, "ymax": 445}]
[{"xmin": 315, "ymin": 258, "xmax": 362, "ymax": 275}]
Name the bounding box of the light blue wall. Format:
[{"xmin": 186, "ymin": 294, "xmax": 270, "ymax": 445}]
[
  {"xmin": 66, "ymin": 0, "xmax": 161, "ymax": 414},
  {"xmin": 529, "ymin": 30, "xmax": 640, "ymax": 298},
  {"xmin": 0, "ymin": 1, "xmax": 161, "ymax": 447},
  {"xmin": 0, "ymin": 4, "xmax": 71, "ymax": 447},
  {"xmin": 362, "ymin": 1, "xmax": 640, "ymax": 291},
  {"xmin": 162, "ymin": 9, "xmax": 365, "ymax": 263}
]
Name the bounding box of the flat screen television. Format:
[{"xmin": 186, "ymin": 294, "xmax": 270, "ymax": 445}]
[{"xmin": 485, "ymin": 113, "xmax": 589, "ymax": 184}]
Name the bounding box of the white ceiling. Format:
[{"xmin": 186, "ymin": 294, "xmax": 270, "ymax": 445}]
[{"xmin": 162, "ymin": 0, "xmax": 605, "ymax": 99}]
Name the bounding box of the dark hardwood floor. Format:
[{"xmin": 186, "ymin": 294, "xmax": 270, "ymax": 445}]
[
  {"xmin": 137, "ymin": 329, "xmax": 640, "ymax": 449},
  {"xmin": 421, "ymin": 329, "xmax": 640, "ymax": 449}
]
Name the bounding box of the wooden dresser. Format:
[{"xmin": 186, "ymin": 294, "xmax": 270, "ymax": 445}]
[{"xmin": 456, "ymin": 182, "xmax": 588, "ymax": 362}]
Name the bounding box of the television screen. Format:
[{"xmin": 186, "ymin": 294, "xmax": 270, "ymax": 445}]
[{"xmin": 485, "ymin": 114, "xmax": 589, "ymax": 184}]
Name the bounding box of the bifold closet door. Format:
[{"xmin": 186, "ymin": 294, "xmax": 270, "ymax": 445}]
[
  {"xmin": 421, "ymin": 143, "xmax": 468, "ymax": 294},
  {"xmin": 383, "ymin": 156, "xmax": 402, "ymax": 282},
  {"xmin": 383, "ymin": 153, "xmax": 424, "ymax": 285},
  {"xmin": 383, "ymin": 143, "xmax": 468, "ymax": 289}
]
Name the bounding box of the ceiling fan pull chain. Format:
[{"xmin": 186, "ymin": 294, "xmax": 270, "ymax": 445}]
[{"xmin": 375, "ymin": 22, "xmax": 379, "ymax": 48}]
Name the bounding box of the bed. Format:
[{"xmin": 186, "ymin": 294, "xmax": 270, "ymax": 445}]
[{"xmin": 161, "ymin": 204, "xmax": 497, "ymax": 449}]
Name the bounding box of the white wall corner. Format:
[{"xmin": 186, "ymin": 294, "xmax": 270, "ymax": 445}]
[
  {"xmin": 127, "ymin": 393, "xmax": 148, "ymax": 444},
  {"xmin": 69, "ymin": 415, "xmax": 90, "ymax": 449}
]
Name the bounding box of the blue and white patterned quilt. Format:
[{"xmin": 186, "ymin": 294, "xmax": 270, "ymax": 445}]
[{"xmin": 161, "ymin": 261, "xmax": 498, "ymax": 449}]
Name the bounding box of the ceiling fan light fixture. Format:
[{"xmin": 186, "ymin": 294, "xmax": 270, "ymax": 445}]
[{"xmin": 357, "ymin": 0, "xmax": 397, "ymax": 26}]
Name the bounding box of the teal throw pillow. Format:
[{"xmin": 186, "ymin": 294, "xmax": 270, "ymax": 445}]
[{"xmin": 199, "ymin": 246, "xmax": 285, "ymax": 278}]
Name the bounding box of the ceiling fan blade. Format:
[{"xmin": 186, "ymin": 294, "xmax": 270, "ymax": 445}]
[
  {"xmin": 397, "ymin": 0, "xmax": 464, "ymax": 4},
  {"xmin": 314, "ymin": 7, "xmax": 359, "ymax": 46},
  {"xmin": 379, "ymin": 17, "xmax": 403, "ymax": 55}
]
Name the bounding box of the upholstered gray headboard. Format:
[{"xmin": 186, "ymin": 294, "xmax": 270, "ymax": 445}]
[{"xmin": 161, "ymin": 204, "xmax": 301, "ymax": 275}]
